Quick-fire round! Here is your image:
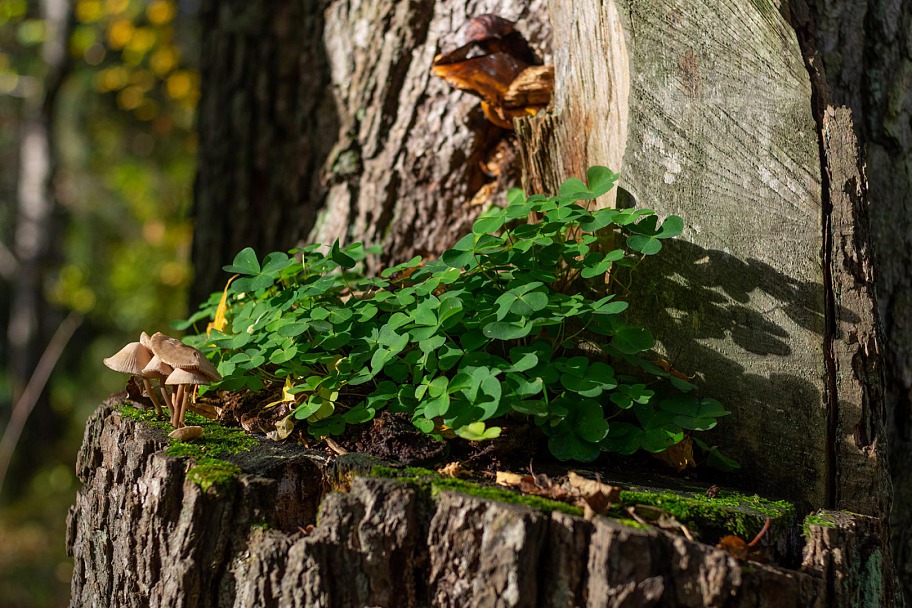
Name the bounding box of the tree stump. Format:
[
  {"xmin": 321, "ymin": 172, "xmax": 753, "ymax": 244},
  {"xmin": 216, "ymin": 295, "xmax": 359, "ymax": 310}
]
[{"xmin": 67, "ymin": 398, "xmax": 901, "ymax": 607}]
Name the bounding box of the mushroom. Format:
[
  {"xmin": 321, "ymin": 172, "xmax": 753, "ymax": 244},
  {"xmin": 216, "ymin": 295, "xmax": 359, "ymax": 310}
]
[
  {"xmin": 149, "ymin": 332, "xmax": 222, "ymax": 382},
  {"xmin": 167, "ymin": 426, "xmax": 204, "ymax": 441},
  {"xmin": 147, "ymin": 332, "xmax": 222, "ymax": 429},
  {"xmin": 142, "ymin": 354, "xmax": 175, "ymax": 419},
  {"xmin": 103, "ymin": 341, "xmax": 165, "ymax": 416},
  {"xmin": 166, "ymin": 367, "xmax": 212, "ymax": 428}
]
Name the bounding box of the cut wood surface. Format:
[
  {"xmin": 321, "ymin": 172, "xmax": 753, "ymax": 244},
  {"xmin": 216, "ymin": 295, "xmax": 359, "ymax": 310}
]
[
  {"xmin": 516, "ymin": 0, "xmax": 889, "ymax": 516},
  {"xmin": 67, "ymin": 399, "xmax": 901, "ymax": 607}
]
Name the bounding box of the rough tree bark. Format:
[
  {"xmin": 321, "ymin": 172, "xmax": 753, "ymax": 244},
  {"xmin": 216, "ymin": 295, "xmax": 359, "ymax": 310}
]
[
  {"xmin": 795, "ymin": 0, "xmax": 912, "ymax": 596},
  {"xmin": 130, "ymin": 0, "xmax": 909, "ymax": 603},
  {"xmin": 69, "ymin": 399, "xmax": 902, "ymax": 607},
  {"xmin": 191, "ymin": 0, "xmax": 550, "ymax": 305}
]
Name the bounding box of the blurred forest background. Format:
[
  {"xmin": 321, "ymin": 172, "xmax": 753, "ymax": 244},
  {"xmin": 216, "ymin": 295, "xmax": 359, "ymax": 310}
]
[{"xmin": 0, "ymin": 0, "xmax": 199, "ymax": 604}]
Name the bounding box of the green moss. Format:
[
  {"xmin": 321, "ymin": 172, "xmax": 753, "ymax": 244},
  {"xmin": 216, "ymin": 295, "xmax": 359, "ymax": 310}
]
[
  {"xmin": 802, "ymin": 512, "xmax": 838, "ymax": 537},
  {"xmin": 615, "ymin": 489, "xmax": 795, "ymax": 539},
  {"xmin": 118, "ymin": 404, "xmax": 258, "ymax": 460},
  {"xmin": 370, "ymin": 465, "xmax": 583, "ymax": 517},
  {"xmin": 857, "ymin": 549, "xmax": 884, "ymax": 608},
  {"xmin": 186, "ymin": 458, "xmax": 242, "ymax": 492},
  {"xmin": 117, "ymin": 403, "xmax": 172, "ymax": 429},
  {"xmin": 616, "ymin": 518, "xmax": 651, "ymax": 530}
]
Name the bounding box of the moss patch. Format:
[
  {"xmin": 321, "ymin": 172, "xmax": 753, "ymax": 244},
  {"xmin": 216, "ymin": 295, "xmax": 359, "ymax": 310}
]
[
  {"xmin": 118, "ymin": 404, "xmax": 258, "ymax": 459},
  {"xmin": 370, "ymin": 465, "xmax": 583, "ymax": 517},
  {"xmin": 186, "ymin": 458, "xmax": 242, "ymax": 492},
  {"xmin": 613, "ymin": 488, "xmax": 795, "ymax": 539},
  {"xmin": 802, "ymin": 511, "xmax": 837, "ymax": 537}
]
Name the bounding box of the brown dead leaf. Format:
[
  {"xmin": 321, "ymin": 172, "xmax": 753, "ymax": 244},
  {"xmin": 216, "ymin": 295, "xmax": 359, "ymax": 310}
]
[
  {"xmin": 717, "ymin": 535, "xmax": 750, "ymax": 559},
  {"xmin": 187, "ymin": 400, "xmax": 220, "ymax": 420},
  {"xmin": 654, "ymin": 357, "xmax": 696, "ymax": 381},
  {"xmin": 652, "ymin": 435, "xmax": 697, "ymax": 472},
  {"xmin": 568, "ymin": 472, "xmax": 621, "ymax": 521},
  {"xmin": 717, "ymin": 517, "xmax": 771, "ymax": 561},
  {"xmin": 437, "ymin": 461, "xmax": 472, "ymax": 478},
  {"xmin": 567, "ymin": 471, "xmax": 621, "ymax": 500}
]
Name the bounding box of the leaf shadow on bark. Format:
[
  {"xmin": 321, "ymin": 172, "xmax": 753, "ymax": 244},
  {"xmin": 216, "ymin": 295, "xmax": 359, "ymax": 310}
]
[{"xmin": 620, "ymin": 237, "xmax": 859, "ymax": 505}]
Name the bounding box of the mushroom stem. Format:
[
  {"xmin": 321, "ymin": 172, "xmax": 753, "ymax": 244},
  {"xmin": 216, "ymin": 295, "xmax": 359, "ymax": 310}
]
[
  {"xmin": 142, "ymin": 377, "xmax": 164, "ymax": 417},
  {"xmin": 171, "ymin": 385, "xmax": 185, "ymax": 428},
  {"xmin": 177, "ymin": 386, "xmax": 190, "ymax": 428},
  {"xmin": 160, "ymin": 384, "xmax": 174, "ymax": 419}
]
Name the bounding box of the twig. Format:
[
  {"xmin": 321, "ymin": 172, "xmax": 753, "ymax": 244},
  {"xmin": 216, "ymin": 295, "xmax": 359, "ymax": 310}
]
[
  {"xmin": 324, "ymin": 436, "xmax": 349, "ymax": 455},
  {"xmin": 0, "ymin": 311, "xmax": 83, "ymax": 498},
  {"xmin": 747, "ymin": 517, "xmax": 771, "ymax": 548}
]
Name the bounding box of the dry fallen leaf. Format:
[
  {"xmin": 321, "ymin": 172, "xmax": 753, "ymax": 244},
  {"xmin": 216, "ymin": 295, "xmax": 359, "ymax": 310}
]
[
  {"xmin": 717, "ymin": 517, "xmax": 771, "ymax": 561},
  {"xmin": 267, "ymin": 414, "xmax": 295, "ymax": 442},
  {"xmin": 652, "ymin": 435, "xmax": 697, "ymax": 472},
  {"xmin": 187, "ymin": 400, "xmax": 220, "ymax": 420},
  {"xmin": 717, "ymin": 535, "xmax": 750, "ymax": 559},
  {"xmin": 568, "ymin": 471, "xmax": 621, "ymax": 499},
  {"xmin": 495, "ymin": 471, "xmax": 526, "ymax": 487},
  {"xmin": 567, "ymin": 472, "xmax": 621, "ymax": 520},
  {"xmin": 654, "ymin": 357, "xmax": 696, "ymax": 381},
  {"xmin": 437, "ymin": 461, "xmax": 472, "ymax": 478}
]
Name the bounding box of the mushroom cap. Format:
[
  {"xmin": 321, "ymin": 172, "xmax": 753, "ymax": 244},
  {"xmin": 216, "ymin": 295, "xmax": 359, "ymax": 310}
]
[
  {"xmin": 150, "ymin": 332, "xmax": 222, "ymax": 382},
  {"xmin": 168, "ymin": 426, "xmax": 204, "ymax": 441},
  {"xmin": 465, "ymin": 14, "xmax": 515, "ymax": 43},
  {"xmin": 140, "ymin": 331, "xmax": 153, "ymax": 350},
  {"xmin": 141, "ymin": 354, "xmax": 174, "ymax": 379},
  {"xmin": 165, "ymin": 367, "xmax": 212, "ymax": 386},
  {"xmin": 104, "ymin": 342, "xmax": 153, "ymax": 375}
]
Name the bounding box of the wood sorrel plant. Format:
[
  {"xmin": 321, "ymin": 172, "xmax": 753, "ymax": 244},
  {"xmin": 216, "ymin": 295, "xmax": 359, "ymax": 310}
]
[{"xmin": 178, "ymin": 167, "xmax": 733, "ymax": 464}]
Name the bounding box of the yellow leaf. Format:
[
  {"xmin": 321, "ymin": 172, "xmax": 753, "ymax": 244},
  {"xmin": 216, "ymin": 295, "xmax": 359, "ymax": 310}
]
[
  {"xmin": 207, "ymin": 274, "xmax": 238, "ymax": 336},
  {"xmin": 495, "ymin": 471, "xmax": 524, "ymax": 487}
]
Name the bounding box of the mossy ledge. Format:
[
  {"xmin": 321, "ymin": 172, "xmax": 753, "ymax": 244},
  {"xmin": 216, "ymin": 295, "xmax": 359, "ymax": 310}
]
[
  {"xmin": 187, "ymin": 458, "xmax": 242, "ymax": 492},
  {"xmin": 802, "ymin": 510, "xmax": 838, "ymax": 537},
  {"xmin": 614, "ymin": 488, "xmax": 796, "ymax": 540},
  {"xmin": 368, "ymin": 462, "xmax": 796, "ymax": 542},
  {"xmin": 117, "ymin": 403, "xmax": 257, "ymax": 489},
  {"xmin": 118, "ymin": 403, "xmax": 258, "ymax": 460},
  {"xmin": 369, "ymin": 465, "xmax": 584, "ymax": 517}
]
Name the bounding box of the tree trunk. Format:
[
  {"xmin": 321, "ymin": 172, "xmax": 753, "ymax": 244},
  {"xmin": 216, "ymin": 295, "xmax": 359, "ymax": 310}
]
[
  {"xmin": 796, "ymin": 0, "xmax": 912, "ymax": 596},
  {"xmin": 191, "ymin": 0, "xmax": 550, "ymax": 306},
  {"xmin": 2, "ymin": 0, "xmax": 72, "ymax": 497},
  {"xmin": 138, "ymin": 0, "xmax": 909, "ymax": 603},
  {"xmin": 69, "ymin": 398, "xmax": 903, "ymax": 607}
]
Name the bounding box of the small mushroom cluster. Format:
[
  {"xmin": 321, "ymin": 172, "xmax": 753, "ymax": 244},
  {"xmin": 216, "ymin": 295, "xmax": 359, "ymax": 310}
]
[{"xmin": 103, "ymin": 332, "xmax": 222, "ymax": 440}]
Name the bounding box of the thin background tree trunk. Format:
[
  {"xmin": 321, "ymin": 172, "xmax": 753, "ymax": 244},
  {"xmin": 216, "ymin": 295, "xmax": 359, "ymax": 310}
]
[{"xmin": 3, "ymin": 0, "xmax": 72, "ymax": 497}]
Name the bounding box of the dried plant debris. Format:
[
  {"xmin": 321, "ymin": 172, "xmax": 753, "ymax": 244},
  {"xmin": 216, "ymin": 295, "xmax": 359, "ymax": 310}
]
[
  {"xmin": 495, "ymin": 469, "xmax": 621, "ymax": 519},
  {"xmin": 717, "ymin": 517, "xmax": 771, "ymax": 561},
  {"xmin": 650, "ymin": 435, "xmax": 697, "ymax": 472},
  {"xmin": 432, "ymin": 13, "xmax": 553, "ymax": 130}
]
